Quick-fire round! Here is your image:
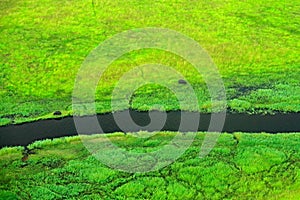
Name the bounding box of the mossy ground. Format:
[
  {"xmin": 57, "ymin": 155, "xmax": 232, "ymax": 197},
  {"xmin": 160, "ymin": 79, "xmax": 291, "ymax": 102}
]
[
  {"xmin": 1, "ymin": 132, "xmax": 300, "ymax": 199},
  {"xmin": 0, "ymin": 0, "xmax": 299, "ymax": 125}
]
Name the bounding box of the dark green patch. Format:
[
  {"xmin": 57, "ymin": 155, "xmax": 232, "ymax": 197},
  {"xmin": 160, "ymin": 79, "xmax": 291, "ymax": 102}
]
[{"xmin": 1, "ymin": 132, "xmax": 300, "ymax": 199}]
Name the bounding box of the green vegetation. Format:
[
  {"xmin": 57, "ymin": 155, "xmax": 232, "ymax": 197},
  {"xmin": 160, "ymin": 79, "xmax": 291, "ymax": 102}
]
[
  {"xmin": 1, "ymin": 0, "xmax": 299, "ymax": 125},
  {"xmin": 1, "ymin": 1, "xmax": 299, "ymax": 199},
  {"xmin": 1, "ymin": 132, "xmax": 300, "ymax": 199}
]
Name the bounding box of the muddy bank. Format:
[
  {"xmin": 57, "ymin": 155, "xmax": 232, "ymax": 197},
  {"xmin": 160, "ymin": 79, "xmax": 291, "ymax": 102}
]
[{"xmin": 0, "ymin": 110, "xmax": 299, "ymax": 147}]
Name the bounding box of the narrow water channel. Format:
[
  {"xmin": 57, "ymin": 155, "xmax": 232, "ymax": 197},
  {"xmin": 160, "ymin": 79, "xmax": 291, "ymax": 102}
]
[{"xmin": 0, "ymin": 110, "xmax": 299, "ymax": 147}]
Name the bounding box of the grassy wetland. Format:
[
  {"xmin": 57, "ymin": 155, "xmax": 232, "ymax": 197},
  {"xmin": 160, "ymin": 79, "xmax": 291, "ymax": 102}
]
[
  {"xmin": 1, "ymin": 132, "xmax": 300, "ymax": 199},
  {"xmin": 0, "ymin": 0, "xmax": 299, "ymax": 199},
  {"xmin": 0, "ymin": 0, "xmax": 299, "ymax": 125}
]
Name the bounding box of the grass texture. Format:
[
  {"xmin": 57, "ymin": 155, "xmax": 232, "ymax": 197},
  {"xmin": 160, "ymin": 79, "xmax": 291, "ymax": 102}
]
[
  {"xmin": 0, "ymin": 0, "xmax": 299, "ymax": 125},
  {"xmin": 1, "ymin": 132, "xmax": 300, "ymax": 199}
]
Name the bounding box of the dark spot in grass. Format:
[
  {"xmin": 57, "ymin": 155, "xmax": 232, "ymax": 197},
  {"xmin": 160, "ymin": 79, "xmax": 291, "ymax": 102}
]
[
  {"xmin": 1, "ymin": 112, "xmax": 36, "ymax": 119},
  {"xmin": 21, "ymin": 146, "xmax": 35, "ymax": 162},
  {"xmin": 229, "ymin": 84, "xmax": 272, "ymax": 99},
  {"xmin": 1, "ymin": 114, "xmax": 17, "ymax": 119},
  {"xmin": 21, "ymin": 155, "xmax": 28, "ymax": 162},
  {"xmin": 53, "ymin": 111, "xmax": 62, "ymax": 115},
  {"xmin": 178, "ymin": 79, "xmax": 187, "ymax": 84}
]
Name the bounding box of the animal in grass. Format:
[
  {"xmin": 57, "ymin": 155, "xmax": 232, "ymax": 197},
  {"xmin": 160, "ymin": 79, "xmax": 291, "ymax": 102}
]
[
  {"xmin": 178, "ymin": 79, "xmax": 187, "ymax": 84},
  {"xmin": 53, "ymin": 110, "xmax": 62, "ymax": 115}
]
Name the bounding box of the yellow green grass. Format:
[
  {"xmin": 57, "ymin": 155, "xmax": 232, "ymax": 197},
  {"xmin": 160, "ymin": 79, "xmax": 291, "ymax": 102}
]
[
  {"xmin": 0, "ymin": 0, "xmax": 299, "ymax": 125},
  {"xmin": 1, "ymin": 1, "xmax": 299, "ymax": 198}
]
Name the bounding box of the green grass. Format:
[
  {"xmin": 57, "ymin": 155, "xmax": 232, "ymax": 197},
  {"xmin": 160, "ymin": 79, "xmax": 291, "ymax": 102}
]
[
  {"xmin": 0, "ymin": 0, "xmax": 299, "ymax": 125},
  {"xmin": 1, "ymin": 1, "xmax": 299, "ymax": 198},
  {"xmin": 1, "ymin": 132, "xmax": 300, "ymax": 199}
]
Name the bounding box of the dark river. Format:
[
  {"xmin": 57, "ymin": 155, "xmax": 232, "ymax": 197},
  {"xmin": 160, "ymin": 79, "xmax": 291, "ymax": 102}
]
[{"xmin": 0, "ymin": 110, "xmax": 299, "ymax": 147}]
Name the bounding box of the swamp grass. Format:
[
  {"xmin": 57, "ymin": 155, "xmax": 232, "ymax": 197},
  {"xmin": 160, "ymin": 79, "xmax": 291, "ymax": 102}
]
[
  {"xmin": 0, "ymin": 0, "xmax": 299, "ymax": 125},
  {"xmin": 1, "ymin": 132, "xmax": 300, "ymax": 199}
]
